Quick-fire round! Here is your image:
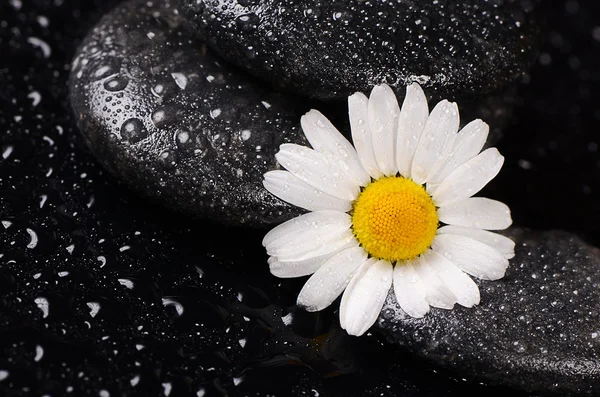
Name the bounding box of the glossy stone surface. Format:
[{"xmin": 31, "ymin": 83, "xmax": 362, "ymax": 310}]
[
  {"xmin": 68, "ymin": 0, "xmax": 524, "ymax": 228},
  {"xmin": 377, "ymin": 229, "xmax": 600, "ymax": 395},
  {"xmin": 183, "ymin": 0, "xmax": 543, "ymax": 101},
  {"xmin": 69, "ymin": 0, "xmax": 310, "ymax": 228}
]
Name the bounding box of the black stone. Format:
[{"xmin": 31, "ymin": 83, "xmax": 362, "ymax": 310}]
[
  {"xmin": 182, "ymin": 0, "xmax": 543, "ymax": 101},
  {"xmin": 69, "ymin": 0, "xmax": 312, "ymax": 228},
  {"xmin": 377, "ymin": 229, "xmax": 600, "ymax": 396}
]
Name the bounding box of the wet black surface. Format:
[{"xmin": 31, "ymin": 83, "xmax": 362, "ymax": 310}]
[
  {"xmin": 0, "ymin": 0, "xmax": 599, "ymax": 396},
  {"xmin": 182, "ymin": 0, "xmax": 542, "ymax": 101},
  {"xmin": 69, "ymin": 0, "xmax": 309, "ymax": 228}
]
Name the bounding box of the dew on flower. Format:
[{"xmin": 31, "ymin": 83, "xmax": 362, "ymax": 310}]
[{"xmin": 263, "ymin": 83, "xmax": 513, "ymax": 336}]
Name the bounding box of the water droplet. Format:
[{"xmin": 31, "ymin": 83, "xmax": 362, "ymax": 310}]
[
  {"xmin": 27, "ymin": 91, "xmax": 42, "ymax": 107},
  {"xmin": 104, "ymin": 76, "xmax": 129, "ymax": 92},
  {"xmin": 2, "ymin": 146, "xmax": 14, "ymax": 159},
  {"xmin": 118, "ymin": 279, "xmax": 134, "ymax": 289},
  {"xmin": 236, "ymin": 13, "xmax": 260, "ymax": 31},
  {"xmin": 26, "ymin": 228, "xmax": 38, "ymax": 249},
  {"xmin": 151, "ymin": 84, "xmax": 165, "ymax": 97},
  {"xmin": 130, "ymin": 375, "xmax": 140, "ymax": 387},
  {"xmin": 163, "ymin": 383, "xmax": 172, "ymax": 396},
  {"xmin": 210, "ymin": 108, "xmax": 222, "ymax": 119},
  {"xmin": 171, "ymin": 72, "xmax": 188, "ymax": 90},
  {"xmin": 34, "ymin": 297, "xmax": 49, "ymax": 318},
  {"xmin": 87, "ymin": 302, "xmax": 101, "ymax": 318},
  {"xmin": 91, "ymin": 58, "xmax": 121, "ymax": 81},
  {"xmin": 158, "ymin": 149, "xmax": 178, "ymax": 169},
  {"xmin": 240, "ymin": 130, "xmax": 252, "ymax": 141},
  {"xmin": 34, "ymin": 345, "xmax": 44, "ymax": 362},
  {"xmin": 176, "ymin": 130, "xmax": 190, "ymax": 145},
  {"xmin": 233, "ymin": 376, "xmax": 244, "ymax": 386},
  {"xmin": 27, "ymin": 37, "xmax": 51, "ymax": 58},
  {"xmin": 162, "ymin": 298, "xmax": 184, "ymax": 316},
  {"xmin": 120, "ymin": 118, "xmax": 148, "ymax": 143}
]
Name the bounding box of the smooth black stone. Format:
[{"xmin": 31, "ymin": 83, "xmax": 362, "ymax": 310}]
[
  {"xmin": 377, "ymin": 229, "xmax": 600, "ymax": 396},
  {"xmin": 69, "ymin": 0, "xmax": 311, "ymax": 228},
  {"xmin": 182, "ymin": 0, "xmax": 543, "ymax": 101}
]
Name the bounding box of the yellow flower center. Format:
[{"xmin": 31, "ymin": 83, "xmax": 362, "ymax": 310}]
[{"xmin": 352, "ymin": 176, "xmax": 438, "ymax": 262}]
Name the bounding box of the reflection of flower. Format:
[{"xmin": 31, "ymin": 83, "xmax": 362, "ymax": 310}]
[{"xmin": 263, "ymin": 83, "xmax": 514, "ymax": 336}]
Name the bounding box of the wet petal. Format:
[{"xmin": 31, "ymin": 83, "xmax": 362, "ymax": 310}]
[
  {"xmin": 301, "ymin": 110, "xmax": 370, "ymax": 187},
  {"xmin": 431, "ymin": 234, "xmax": 509, "ymax": 281},
  {"xmin": 438, "ymin": 197, "xmax": 512, "ymax": 230},
  {"xmin": 340, "ymin": 259, "xmax": 393, "ymax": 336},
  {"xmin": 396, "ymin": 83, "xmax": 429, "ymax": 178},
  {"xmin": 411, "ymin": 100, "xmax": 459, "ymax": 184},
  {"xmin": 269, "ymin": 239, "xmax": 359, "ymax": 278},
  {"xmin": 432, "ymin": 148, "xmax": 504, "ymax": 207},
  {"xmin": 349, "ymin": 92, "xmax": 382, "ymax": 180},
  {"xmin": 297, "ymin": 247, "xmax": 368, "ymax": 311},
  {"xmin": 264, "ymin": 171, "xmax": 352, "ymax": 212},
  {"xmin": 437, "ymin": 225, "xmax": 515, "ymax": 259},
  {"xmin": 393, "ymin": 261, "xmax": 430, "ymax": 318},
  {"xmin": 368, "ymin": 85, "xmax": 399, "ymax": 176},
  {"xmin": 424, "ymin": 250, "xmax": 480, "ymax": 308},
  {"xmin": 263, "ymin": 210, "xmax": 349, "ymax": 248},
  {"xmin": 428, "ymin": 119, "xmax": 489, "ymax": 185},
  {"xmin": 276, "ymin": 144, "xmax": 360, "ymax": 200},
  {"xmin": 413, "ymin": 255, "xmax": 457, "ymax": 309}
]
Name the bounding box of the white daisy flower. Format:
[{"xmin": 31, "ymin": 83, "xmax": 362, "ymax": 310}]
[{"xmin": 262, "ymin": 83, "xmax": 514, "ymax": 337}]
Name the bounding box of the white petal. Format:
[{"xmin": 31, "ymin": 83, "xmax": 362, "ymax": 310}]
[
  {"xmin": 276, "ymin": 144, "xmax": 360, "ymax": 200},
  {"xmin": 338, "ymin": 258, "xmax": 374, "ymax": 327},
  {"xmin": 276, "ymin": 229, "xmax": 357, "ymax": 262},
  {"xmin": 262, "ymin": 210, "xmax": 349, "ymax": 248},
  {"xmin": 297, "ymin": 247, "xmax": 368, "ymax": 312},
  {"xmin": 269, "ymin": 239, "xmax": 359, "ymax": 278},
  {"xmin": 428, "ymin": 119, "xmax": 489, "ymax": 185},
  {"xmin": 437, "ymin": 225, "xmax": 515, "ymax": 259},
  {"xmin": 340, "ymin": 259, "xmax": 393, "ymax": 336},
  {"xmin": 425, "ymin": 182, "xmax": 441, "ymax": 196},
  {"xmin": 264, "ymin": 212, "xmax": 352, "ymax": 262},
  {"xmin": 301, "ymin": 110, "xmax": 371, "ymax": 187},
  {"xmin": 438, "ymin": 197, "xmax": 512, "ymax": 230},
  {"xmin": 396, "ymin": 83, "xmax": 429, "ymax": 178},
  {"xmin": 267, "ymin": 217, "xmax": 351, "ymax": 258},
  {"xmin": 432, "ymin": 148, "xmax": 504, "ymax": 207},
  {"xmin": 410, "ymin": 100, "xmax": 459, "ymax": 184},
  {"xmin": 424, "ymin": 250, "xmax": 480, "ymax": 308},
  {"xmin": 368, "ymin": 85, "xmax": 399, "ymax": 176},
  {"xmin": 413, "ymin": 255, "xmax": 457, "ymax": 309},
  {"xmin": 392, "ymin": 261, "xmax": 430, "ymax": 318},
  {"xmin": 349, "ymin": 92, "xmax": 382, "ymax": 180},
  {"xmin": 263, "ymin": 171, "xmax": 352, "ymax": 212},
  {"xmin": 431, "ymin": 234, "xmax": 509, "ymax": 281}
]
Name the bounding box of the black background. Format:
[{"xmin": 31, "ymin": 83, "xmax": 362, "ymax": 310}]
[{"xmin": 0, "ymin": 0, "xmax": 599, "ymax": 396}]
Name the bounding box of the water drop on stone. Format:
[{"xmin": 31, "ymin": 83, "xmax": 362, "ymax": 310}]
[
  {"xmin": 104, "ymin": 76, "xmax": 129, "ymax": 92},
  {"xmin": 158, "ymin": 149, "xmax": 178, "ymax": 169},
  {"xmin": 91, "ymin": 58, "xmax": 121, "ymax": 81},
  {"xmin": 120, "ymin": 118, "xmax": 148, "ymax": 144}
]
